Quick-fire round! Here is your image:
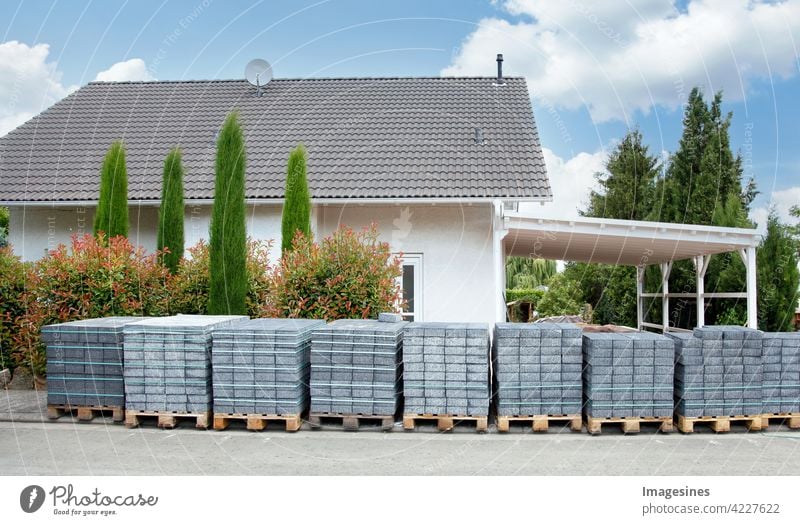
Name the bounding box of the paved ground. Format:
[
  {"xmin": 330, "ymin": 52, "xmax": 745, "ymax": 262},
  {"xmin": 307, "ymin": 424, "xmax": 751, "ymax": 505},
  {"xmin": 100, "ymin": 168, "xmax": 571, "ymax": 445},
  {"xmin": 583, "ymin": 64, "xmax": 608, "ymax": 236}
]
[{"xmin": 2, "ymin": 391, "xmax": 800, "ymax": 475}]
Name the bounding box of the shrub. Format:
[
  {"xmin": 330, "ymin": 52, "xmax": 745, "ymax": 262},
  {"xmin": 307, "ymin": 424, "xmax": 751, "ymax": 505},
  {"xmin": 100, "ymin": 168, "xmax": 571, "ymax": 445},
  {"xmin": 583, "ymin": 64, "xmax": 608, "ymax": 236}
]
[
  {"xmin": 209, "ymin": 112, "xmax": 247, "ymax": 315},
  {"xmin": 168, "ymin": 239, "xmax": 273, "ymax": 317},
  {"xmin": 0, "ymin": 206, "xmax": 8, "ymax": 248},
  {"xmin": 537, "ymin": 273, "xmax": 584, "ymax": 318},
  {"xmin": 11, "ymin": 234, "xmax": 171, "ymax": 376},
  {"xmin": 281, "ymin": 144, "xmax": 311, "ymax": 254},
  {"xmin": 263, "ymin": 225, "xmax": 402, "ymax": 320},
  {"xmin": 157, "ymin": 147, "xmax": 185, "ymax": 273},
  {"xmin": 93, "ymin": 141, "xmax": 129, "ymax": 239},
  {"xmin": 0, "ymin": 247, "xmax": 26, "ymax": 369},
  {"xmin": 505, "ymin": 288, "xmax": 545, "ymax": 304}
]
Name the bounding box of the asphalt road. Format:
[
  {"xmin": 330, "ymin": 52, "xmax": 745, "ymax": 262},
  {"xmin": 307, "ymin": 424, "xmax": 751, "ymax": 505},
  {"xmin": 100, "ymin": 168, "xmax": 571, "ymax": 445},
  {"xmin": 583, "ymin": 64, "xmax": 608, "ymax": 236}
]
[{"xmin": 2, "ymin": 419, "xmax": 800, "ymax": 475}]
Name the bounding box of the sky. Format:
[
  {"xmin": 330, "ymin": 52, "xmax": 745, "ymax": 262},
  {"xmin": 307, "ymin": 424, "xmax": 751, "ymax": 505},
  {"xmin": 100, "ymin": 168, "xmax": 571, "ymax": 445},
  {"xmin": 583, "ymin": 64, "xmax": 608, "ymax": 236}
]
[{"xmin": 1, "ymin": 0, "xmax": 798, "ymax": 231}]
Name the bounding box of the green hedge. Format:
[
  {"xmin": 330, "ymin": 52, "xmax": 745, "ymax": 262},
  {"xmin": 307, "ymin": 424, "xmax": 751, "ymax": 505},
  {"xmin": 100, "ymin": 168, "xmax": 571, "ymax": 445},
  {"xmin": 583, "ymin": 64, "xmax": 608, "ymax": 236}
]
[{"xmin": 505, "ymin": 288, "xmax": 545, "ymax": 303}]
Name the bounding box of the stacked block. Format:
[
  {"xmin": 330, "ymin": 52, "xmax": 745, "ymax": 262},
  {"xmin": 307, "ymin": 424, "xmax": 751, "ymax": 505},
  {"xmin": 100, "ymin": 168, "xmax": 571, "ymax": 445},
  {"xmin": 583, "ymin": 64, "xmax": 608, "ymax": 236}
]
[
  {"xmin": 582, "ymin": 332, "xmax": 674, "ymax": 418},
  {"xmin": 493, "ymin": 323, "xmax": 582, "ymax": 416},
  {"xmin": 403, "ymin": 323, "xmax": 490, "ymax": 416},
  {"xmin": 762, "ymin": 332, "xmax": 800, "ymax": 414},
  {"xmin": 123, "ymin": 315, "xmax": 247, "ymax": 413},
  {"xmin": 43, "ymin": 317, "xmax": 144, "ymax": 407},
  {"xmin": 309, "ymin": 318, "xmax": 406, "ymax": 416},
  {"xmin": 211, "ymin": 318, "xmax": 325, "ymax": 415},
  {"xmin": 671, "ymin": 326, "xmax": 763, "ymax": 417}
]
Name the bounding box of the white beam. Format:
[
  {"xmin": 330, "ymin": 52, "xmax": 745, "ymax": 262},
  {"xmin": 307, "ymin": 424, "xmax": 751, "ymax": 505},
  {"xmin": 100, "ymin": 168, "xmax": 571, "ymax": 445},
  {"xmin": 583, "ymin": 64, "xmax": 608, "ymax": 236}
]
[
  {"xmin": 636, "ymin": 266, "xmax": 645, "ymax": 330},
  {"xmin": 493, "ymin": 200, "xmax": 509, "ymax": 323},
  {"xmin": 661, "ymin": 262, "xmax": 672, "ymax": 332},
  {"xmin": 695, "ymin": 255, "xmax": 705, "ymax": 328},
  {"xmin": 745, "ymin": 246, "xmax": 758, "ymax": 329}
]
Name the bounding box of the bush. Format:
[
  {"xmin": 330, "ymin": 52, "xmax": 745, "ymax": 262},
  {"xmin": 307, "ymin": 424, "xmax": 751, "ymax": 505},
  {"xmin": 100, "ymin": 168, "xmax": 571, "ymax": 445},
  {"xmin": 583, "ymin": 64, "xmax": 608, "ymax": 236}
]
[
  {"xmin": 0, "ymin": 247, "xmax": 26, "ymax": 369},
  {"xmin": 505, "ymin": 288, "xmax": 545, "ymax": 304},
  {"xmin": 263, "ymin": 225, "xmax": 402, "ymax": 320},
  {"xmin": 537, "ymin": 273, "xmax": 584, "ymax": 318},
  {"xmin": 11, "ymin": 234, "xmax": 171, "ymax": 376},
  {"xmin": 168, "ymin": 239, "xmax": 273, "ymax": 317}
]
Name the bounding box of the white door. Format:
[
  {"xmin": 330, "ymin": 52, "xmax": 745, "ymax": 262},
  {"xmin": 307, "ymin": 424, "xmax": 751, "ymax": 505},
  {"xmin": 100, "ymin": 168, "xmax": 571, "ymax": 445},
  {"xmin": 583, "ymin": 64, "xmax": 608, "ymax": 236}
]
[{"xmin": 397, "ymin": 254, "xmax": 423, "ymax": 321}]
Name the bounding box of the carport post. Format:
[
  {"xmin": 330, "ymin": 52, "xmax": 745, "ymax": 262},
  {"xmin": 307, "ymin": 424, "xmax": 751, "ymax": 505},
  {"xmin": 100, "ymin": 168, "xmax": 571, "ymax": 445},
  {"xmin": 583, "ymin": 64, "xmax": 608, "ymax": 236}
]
[
  {"xmin": 636, "ymin": 265, "xmax": 645, "ymax": 330},
  {"xmin": 660, "ymin": 261, "xmax": 672, "ymax": 332},
  {"xmin": 745, "ymin": 246, "xmax": 758, "ymax": 329},
  {"xmin": 694, "ymin": 255, "xmax": 710, "ymax": 328}
]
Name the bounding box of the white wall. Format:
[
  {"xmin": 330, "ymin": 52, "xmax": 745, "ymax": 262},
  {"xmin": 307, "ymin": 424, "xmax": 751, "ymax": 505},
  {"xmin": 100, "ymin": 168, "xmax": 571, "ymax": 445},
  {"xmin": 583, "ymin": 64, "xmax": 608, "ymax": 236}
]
[
  {"xmin": 184, "ymin": 204, "xmax": 283, "ymax": 263},
  {"xmin": 7, "ymin": 205, "xmax": 158, "ymax": 261},
  {"xmin": 316, "ymin": 203, "xmax": 497, "ymax": 324}
]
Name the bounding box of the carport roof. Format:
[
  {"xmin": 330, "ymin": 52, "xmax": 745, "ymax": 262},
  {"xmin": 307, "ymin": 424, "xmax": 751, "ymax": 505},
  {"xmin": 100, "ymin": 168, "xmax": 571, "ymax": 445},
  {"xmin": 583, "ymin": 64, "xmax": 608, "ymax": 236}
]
[{"xmin": 503, "ymin": 212, "xmax": 762, "ymax": 266}]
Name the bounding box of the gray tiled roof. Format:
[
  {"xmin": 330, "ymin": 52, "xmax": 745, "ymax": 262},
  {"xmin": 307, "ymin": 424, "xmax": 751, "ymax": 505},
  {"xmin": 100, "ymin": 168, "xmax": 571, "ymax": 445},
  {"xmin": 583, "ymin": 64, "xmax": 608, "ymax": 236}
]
[{"xmin": 0, "ymin": 77, "xmax": 550, "ymax": 202}]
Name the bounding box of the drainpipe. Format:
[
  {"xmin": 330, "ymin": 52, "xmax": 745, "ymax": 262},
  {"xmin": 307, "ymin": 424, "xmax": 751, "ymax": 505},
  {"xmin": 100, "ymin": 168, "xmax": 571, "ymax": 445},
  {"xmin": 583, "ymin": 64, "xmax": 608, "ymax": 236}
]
[{"xmin": 492, "ymin": 200, "xmax": 509, "ymax": 324}]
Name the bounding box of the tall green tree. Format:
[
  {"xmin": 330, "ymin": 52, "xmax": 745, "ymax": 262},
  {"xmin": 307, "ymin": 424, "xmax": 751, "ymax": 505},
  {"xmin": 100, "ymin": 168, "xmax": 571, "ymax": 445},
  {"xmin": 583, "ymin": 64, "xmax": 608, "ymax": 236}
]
[
  {"xmin": 281, "ymin": 144, "xmax": 311, "ymax": 254},
  {"xmin": 208, "ymin": 112, "xmax": 248, "ymax": 315},
  {"xmin": 93, "ymin": 141, "xmax": 129, "ymax": 239},
  {"xmin": 567, "ymin": 129, "xmax": 661, "ymax": 327},
  {"xmin": 757, "ymin": 211, "xmax": 799, "ymax": 332},
  {"xmin": 157, "ymin": 147, "xmax": 185, "ymax": 273},
  {"xmin": 506, "ymin": 257, "xmax": 556, "ymax": 289}
]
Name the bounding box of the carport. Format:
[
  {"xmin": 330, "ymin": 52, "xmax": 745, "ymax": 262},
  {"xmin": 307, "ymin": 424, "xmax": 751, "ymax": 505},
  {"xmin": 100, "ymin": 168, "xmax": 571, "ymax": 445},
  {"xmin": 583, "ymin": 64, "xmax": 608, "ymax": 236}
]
[{"xmin": 498, "ymin": 209, "xmax": 763, "ymax": 331}]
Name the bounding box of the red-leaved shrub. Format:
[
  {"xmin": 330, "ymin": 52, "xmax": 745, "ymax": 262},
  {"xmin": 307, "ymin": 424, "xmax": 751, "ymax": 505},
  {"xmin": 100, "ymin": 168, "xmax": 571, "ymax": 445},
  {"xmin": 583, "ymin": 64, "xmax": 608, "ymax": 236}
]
[
  {"xmin": 0, "ymin": 247, "xmax": 27, "ymax": 370},
  {"xmin": 262, "ymin": 225, "xmax": 402, "ymax": 320},
  {"xmin": 12, "ymin": 234, "xmax": 171, "ymax": 376}
]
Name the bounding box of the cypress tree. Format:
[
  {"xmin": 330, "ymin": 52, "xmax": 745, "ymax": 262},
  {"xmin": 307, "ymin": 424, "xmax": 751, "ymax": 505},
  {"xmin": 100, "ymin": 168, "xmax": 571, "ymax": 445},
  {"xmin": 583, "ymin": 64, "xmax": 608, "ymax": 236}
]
[
  {"xmin": 281, "ymin": 144, "xmax": 311, "ymax": 254},
  {"xmin": 157, "ymin": 147, "xmax": 185, "ymax": 273},
  {"xmin": 93, "ymin": 141, "xmax": 129, "ymax": 239},
  {"xmin": 208, "ymin": 112, "xmax": 248, "ymax": 315}
]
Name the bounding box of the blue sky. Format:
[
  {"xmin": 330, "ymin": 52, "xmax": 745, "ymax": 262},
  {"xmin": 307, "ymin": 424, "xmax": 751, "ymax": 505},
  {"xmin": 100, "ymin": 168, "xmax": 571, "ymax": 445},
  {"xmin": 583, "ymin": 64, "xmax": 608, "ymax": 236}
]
[{"xmin": 1, "ymin": 0, "xmax": 798, "ymax": 226}]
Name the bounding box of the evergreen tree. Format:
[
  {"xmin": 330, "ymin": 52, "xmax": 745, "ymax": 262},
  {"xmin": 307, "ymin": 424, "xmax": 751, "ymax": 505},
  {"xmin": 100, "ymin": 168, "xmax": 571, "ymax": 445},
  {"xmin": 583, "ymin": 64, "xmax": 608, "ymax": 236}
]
[
  {"xmin": 208, "ymin": 112, "xmax": 248, "ymax": 315},
  {"xmin": 757, "ymin": 211, "xmax": 799, "ymax": 332},
  {"xmin": 569, "ymin": 129, "xmax": 661, "ymax": 327},
  {"xmin": 93, "ymin": 141, "xmax": 129, "ymax": 239},
  {"xmin": 157, "ymin": 147, "xmax": 185, "ymax": 273},
  {"xmin": 281, "ymin": 144, "xmax": 311, "ymax": 254}
]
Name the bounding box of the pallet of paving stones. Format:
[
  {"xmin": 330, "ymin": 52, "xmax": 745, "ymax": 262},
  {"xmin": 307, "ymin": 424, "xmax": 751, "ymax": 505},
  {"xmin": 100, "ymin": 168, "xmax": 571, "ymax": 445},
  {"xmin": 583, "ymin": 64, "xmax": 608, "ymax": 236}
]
[
  {"xmin": 493, "ymin": 323, "xmax": 583, "ymax": 433},
  {"xmin": 670, "ymin": 326, "xmax": 763, "ymax": 420},
  {"xmin": 123, "ymin": 314, "xmax": 247, "ymax": 422},
  {"xmin": 309, "ymin": 316, "xmax": 406, "ymax": 427},
  {"xmin": 403, "ymin": 322, "xmax": 491, "ymax": 430},
  {"xmin": 585, "ymin": 415, "xmax": 674, "ymax": 435},
  {"xmin": 761, "ymin": 332, "xmax": 800, "ymax": 429},
  {"xmin": 42, "ymin": 317, "xmax": 145, "ymax": 415},
  {"xmin": 495, "ymin": 413, "xmax": 582, "ymax": 433},
  {"xmin": 760, "ymin": 413, "xmax": 800, "ymax": 430},
  {"xmin": 124, "ymin": 409, "xmax": 213, "ymax": 430},
  {"xmin": 307, "ymin": 412, "xmax": 395, "ymax": 431},
  {"xmin": 47, "ymin": 404, "xmax": 125, "ymax": 423},
  {"xmin": 212, "ymin": 412, "xmax": 303, "ymax": 432},
  {"xmin": 401, "ymin": 413, "xmax": 488, "ymax": 432},
  {"xmin": 582, "ymin": 331, "xmax": 675, "ymax": 434},
  {"xmin": 676, "ymin": 414, "xmax": 763, "ymax": 433},
  {"xmin": 211, "ymin": 318, "xmax": 325, "ymax": 432}
]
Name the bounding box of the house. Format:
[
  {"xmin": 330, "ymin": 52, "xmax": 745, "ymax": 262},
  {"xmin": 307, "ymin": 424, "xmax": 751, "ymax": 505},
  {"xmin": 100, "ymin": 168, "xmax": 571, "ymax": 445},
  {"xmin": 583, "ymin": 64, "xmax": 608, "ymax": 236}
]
[{"xmin": 0, "ymin": 57, "xmax": 762, "ymax": 328}]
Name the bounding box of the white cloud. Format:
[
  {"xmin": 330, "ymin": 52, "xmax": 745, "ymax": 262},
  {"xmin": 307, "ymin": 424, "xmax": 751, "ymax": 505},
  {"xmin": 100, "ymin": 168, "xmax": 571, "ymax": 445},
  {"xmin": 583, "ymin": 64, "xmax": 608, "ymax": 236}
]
[
  {"xmin": 518, "ymin": 147, "xmax": 606, "ymax": 219},
  {"xmin": 94, "ymin": 58, "xmax": 155, "ymax": 82},
  {"xmin": 444, "ymin": 0, "xmax": 800, "ymax": 122},
  {"xmin": 0, "ymin": 41, "xmax": 78, "ymax": 135}
]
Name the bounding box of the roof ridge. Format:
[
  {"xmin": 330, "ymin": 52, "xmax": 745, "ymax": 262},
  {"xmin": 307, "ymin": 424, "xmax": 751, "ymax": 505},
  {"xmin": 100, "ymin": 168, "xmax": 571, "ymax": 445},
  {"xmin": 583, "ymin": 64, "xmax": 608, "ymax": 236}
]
[{"xmin": 87, "ymin": 76, "xmax": 525, "ymax": 85}]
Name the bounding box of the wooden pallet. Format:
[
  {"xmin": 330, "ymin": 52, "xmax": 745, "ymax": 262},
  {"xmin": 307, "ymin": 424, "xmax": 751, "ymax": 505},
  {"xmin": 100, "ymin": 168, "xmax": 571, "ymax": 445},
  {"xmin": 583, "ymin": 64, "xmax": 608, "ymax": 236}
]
[
  {"xmin": 47, "ymin": 404, "xmax": 124, "ymax": 423},
  {"xmin": 676, "ymin": 414, "xmax": 762, "ymax": 433},
  {"xmin": 402, "ymin": 413, "xmax": 488, "ymax": 433},
  {"xmin": 213, "ymin": 413, "xmax": 302, "ymax": 432},
  {"xmin": 760, "ymin": 413, "xmax": 800, "ymax": 430},
  {"xmin": 585, "ymin": 416, "xmax": 673, "ymax": 435},
  {"xmin": 124, "ymin": 410, "xmax": 212, "ymax": 430},
  {"xmin": 496, "ymin": 414, "xmax": 582, "ymax": 433},
  {"xmin": 307, "ymin": 412, "xmax": 394, "ymax": 431}
]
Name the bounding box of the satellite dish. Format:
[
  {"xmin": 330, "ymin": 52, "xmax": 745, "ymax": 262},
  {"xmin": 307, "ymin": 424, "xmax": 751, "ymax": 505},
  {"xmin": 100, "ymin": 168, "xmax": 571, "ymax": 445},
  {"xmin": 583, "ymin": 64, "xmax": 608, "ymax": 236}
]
[{"xmin": 245, "ymin": 58, "xmax": 272, "ymax": 97}]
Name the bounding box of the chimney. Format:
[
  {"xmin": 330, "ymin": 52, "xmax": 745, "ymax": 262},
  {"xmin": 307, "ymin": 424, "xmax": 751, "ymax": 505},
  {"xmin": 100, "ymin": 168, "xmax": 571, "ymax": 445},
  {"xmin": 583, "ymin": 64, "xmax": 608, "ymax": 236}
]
[{"xmin": 495, "ymin": 53, "xmax": 505, "ymax": 85}]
